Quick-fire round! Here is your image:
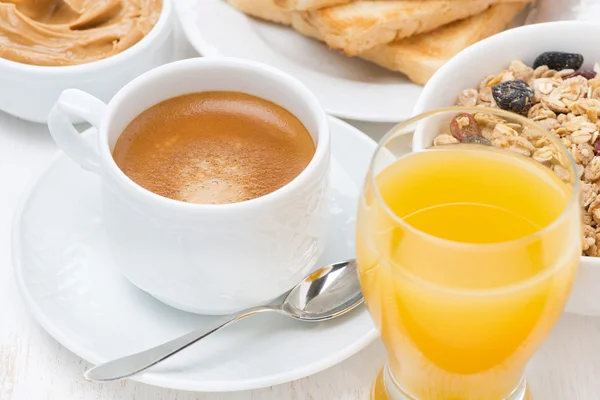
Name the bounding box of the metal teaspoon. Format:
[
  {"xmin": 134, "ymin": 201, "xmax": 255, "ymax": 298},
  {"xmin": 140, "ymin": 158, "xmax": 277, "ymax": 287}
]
[{"xmin": 84, "ymin": 259, "xmax": 364, "ymax": 382}]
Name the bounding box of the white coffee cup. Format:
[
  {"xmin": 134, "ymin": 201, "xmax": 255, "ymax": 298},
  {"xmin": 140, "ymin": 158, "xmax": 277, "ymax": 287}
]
[{"xmin": 47, "ymin": 58, "xmax": 331, "ymax": 315}]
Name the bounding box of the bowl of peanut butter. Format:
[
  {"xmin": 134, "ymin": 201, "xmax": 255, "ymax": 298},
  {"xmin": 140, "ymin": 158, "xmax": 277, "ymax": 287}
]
[{"xmin": 0, "ymin": 0, "xmax": 173, "ymax": 123}]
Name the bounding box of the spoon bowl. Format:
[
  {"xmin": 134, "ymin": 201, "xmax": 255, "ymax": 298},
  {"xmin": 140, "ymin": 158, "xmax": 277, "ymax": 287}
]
[
  {"xmin": 282, "ymin": 260, "xmax": 364, "ymax": 321},
  {"xmin": 84, "ymin": 259, "xmax": 364, "ymax": 382}
]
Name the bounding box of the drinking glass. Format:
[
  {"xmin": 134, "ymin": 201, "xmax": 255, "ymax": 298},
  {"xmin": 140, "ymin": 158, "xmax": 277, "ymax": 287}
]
[{"xmin": 356, "ymin": 107, "xmax": 581, "ymax": 400}]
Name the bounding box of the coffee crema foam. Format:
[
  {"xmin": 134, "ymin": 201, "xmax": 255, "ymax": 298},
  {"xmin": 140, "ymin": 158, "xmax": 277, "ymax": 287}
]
[{"xmin": 113, "ymin": 92, "xmax": 315, "ymax": 205}]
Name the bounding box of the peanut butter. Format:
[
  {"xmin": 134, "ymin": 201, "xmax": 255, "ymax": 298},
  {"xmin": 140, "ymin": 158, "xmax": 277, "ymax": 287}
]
[{"xmin": 0, "ymin": 0, "xmax": 162, "ymax": 66}]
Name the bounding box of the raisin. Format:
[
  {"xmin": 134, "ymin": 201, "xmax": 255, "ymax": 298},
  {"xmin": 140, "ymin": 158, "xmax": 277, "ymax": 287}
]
[
  {"xmin": 594, "ymin": 139, "xmax": 600, "ymax": 155},
  {"xmin": 533, "ymin": 52, "xmax": 584, "ymax": 71},
  {"xmin": 450, "ymin": 113, "xmax": 481, "ymax": 141},
  {"xmin": 566, "ymin": 70, "xmax": 597, "ymax": 80},
  {"xmin": 462, "ymin": 136, "xmax": 492, "ymax": 146},
  {"xmin": 492, "ymin": 80, "xmax": 535, "ymax": 116}
]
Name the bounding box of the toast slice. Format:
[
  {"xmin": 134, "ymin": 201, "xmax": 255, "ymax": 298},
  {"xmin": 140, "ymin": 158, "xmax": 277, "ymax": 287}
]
[
  {"xmin": 278, "ymin": 0, "xmax": 527, "ymax": 11},
  {"xmin": 226, "ymin": 0, "xmax": 325, "ymax": 39},
  {"xmin": 225, "ymin": 0, "xmax": 527, "ymax": 84},
  {"xmin": 291, "ymin": 13, "xmax": 322, "ymax": 39},
  {"xmin": 360, "ymin": 3, "xmax": 527, "ymax": 84},
  {"xmin": 227, "ymin": 0, "xmax": 293, "ymax": 24},
  {"xmin": 304, "ymin": 0, "xmax": 501, "ymax": 55},
  {"xmin": 275, "ymin": 0, "xmax": 348, "ymax": 11}
]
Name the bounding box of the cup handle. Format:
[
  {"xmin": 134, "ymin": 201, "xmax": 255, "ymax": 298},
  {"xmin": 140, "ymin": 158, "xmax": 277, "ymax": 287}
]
[{"xmin": 48, "ymin": 89, "xmax": 108, "ymax": 174}]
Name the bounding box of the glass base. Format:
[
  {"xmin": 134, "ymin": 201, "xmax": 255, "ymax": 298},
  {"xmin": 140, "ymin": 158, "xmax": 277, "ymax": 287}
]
[{"xmin": 371, "ymin": 366, "xmax": 531, "ymax": 400}]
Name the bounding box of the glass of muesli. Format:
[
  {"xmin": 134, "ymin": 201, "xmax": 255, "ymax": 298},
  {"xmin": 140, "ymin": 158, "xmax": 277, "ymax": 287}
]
[{"xmin": 357, "ymin": 107, "xmax": 580, "ymax": 400}]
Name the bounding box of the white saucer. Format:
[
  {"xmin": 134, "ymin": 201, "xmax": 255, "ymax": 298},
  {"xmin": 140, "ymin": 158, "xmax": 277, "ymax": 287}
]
[
  {"xmin": 174, "ymin": 0, "xmax": 421, "ymax": 123},
  {"xmin": 12, "ymin": 117, "xmax": 379, "ymax": 392}
]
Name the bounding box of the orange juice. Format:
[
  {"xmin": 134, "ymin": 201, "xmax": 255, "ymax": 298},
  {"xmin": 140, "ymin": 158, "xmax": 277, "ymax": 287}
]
[{"xmin": 357, "ymin": 145, "xmax": 580, "ymax": 400}]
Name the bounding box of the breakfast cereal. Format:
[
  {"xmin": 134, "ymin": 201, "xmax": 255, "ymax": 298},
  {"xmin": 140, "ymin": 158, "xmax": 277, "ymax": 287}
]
[{"xmin": 434, "ymin": 53, "xmax": 600, "ymax": 256}]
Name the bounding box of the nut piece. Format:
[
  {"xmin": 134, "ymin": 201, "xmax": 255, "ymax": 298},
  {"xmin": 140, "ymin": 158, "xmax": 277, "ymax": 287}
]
[
  {"xmin": 450, "ymin": 113, "xmax": 481, "ymax": 141},
  {"xmin": 492, "ymin": 80, "xmax": 535, "ymax": 115}
]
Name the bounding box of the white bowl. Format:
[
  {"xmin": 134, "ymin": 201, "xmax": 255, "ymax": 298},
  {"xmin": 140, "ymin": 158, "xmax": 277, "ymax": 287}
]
[
  {"xmin": 0, "ymin": 0, "xmax": 174, "ymax": 124},
  {"xmin": 412, "ymin": 21, "xmax": 600, "ymax": 317}
]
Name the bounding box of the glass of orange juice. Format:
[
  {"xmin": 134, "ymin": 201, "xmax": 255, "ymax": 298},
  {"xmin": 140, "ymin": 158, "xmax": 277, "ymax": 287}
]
[{"xmin": 357, "ymin": 107, "xmax": 581, "ymax": 400}]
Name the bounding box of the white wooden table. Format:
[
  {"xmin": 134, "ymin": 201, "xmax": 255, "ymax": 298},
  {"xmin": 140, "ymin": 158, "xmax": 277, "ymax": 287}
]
[{"xmin": 2, "ymin": 30, "xmax": 600, "ymax": 400}]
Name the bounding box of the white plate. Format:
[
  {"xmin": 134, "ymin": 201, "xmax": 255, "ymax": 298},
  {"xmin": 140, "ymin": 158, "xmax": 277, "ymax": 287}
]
[
  {"xmin": 12, "ymin": 117, "xmax": 379, "ymax": 392},
  {"xmin": 174, "ymin": 0, "xmax": 420, "ymax": 122}
]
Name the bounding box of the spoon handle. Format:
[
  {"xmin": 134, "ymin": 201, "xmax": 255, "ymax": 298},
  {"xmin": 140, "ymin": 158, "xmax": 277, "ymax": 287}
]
[{"xmin": 84, "ymin": 305, "xmax": 280, "ymax": 382}]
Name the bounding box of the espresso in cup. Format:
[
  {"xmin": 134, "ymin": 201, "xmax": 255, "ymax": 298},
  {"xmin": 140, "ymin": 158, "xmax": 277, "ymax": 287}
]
[
  {"xmin": 112, "ymin": 91, "xmax": 315, "ymax": 205},
  {"xmin": 48, "ymin": 58, "xmax": 330, "ymax": 314}
]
